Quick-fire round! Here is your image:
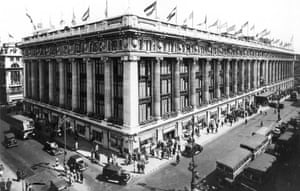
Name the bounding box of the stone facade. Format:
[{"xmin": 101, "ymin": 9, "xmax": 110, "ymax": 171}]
[{"xmin": 19, "ymin": 15, "xmax": 295, "ymax": 154}]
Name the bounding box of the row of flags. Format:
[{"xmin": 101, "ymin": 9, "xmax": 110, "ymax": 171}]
[{"xmin": 143, "ymin": 1, "xmax": 293, "ymax": 49}]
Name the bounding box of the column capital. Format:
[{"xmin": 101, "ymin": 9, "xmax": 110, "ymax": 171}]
[
  {"xmin": 176, "ymin": 57, "xmax": 183, "ymax": 62},
  {"xmin": 56, "ymin": 58, "xmax": 64, "ymax": 63},
  {"xmin": 83, "ymin": 57, "xmax": 92, "ymax": 63},
  {"xmin": 156, "ymin": 57, "xmax": 163, "ymax": 62},
  {"xmin": 68, "ymin": 57, "xmax": 77, "ymax": 63},
  {"xmin": 121, "ymin": 55, "xmax": 140, "ymax": 61},
  {"xmin": 193, "ymin": 57, "xmax": 199, "ymax": 62}
]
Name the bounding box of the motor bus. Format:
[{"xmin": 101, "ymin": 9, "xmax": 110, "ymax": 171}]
[
  {"xmin": 240, "ymin": 134, "xmax": 269, "ymax": 160},
  {"xmin": 252, "ymin": 126, "xmax": 273, "ymax": 144},
  {"xmin": 216, "ymin": 148, "xmax": 252, "ymax": 188}
]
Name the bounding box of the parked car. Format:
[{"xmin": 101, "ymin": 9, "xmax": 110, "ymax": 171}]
[
  {"xmin": 43, "ymin": 141, "xmax": 63, "ymax": 156},
  {"xmin": 49, "ymin": 178, "xmax": 69, "ymax": 191},
  {"xmin": 67, "ymin": 155, "xmax": 88, "ymax": 171},
  {"xmin": 182, "ymin": 143, "xmax": 203, "ymax": 157},
  {"xmin": 102, "ymin": 164, "xmax": 131, "ymax": 185},
  {"xmin": 4, "ymin": 132, "xmax": 18, "ymax": 148}
]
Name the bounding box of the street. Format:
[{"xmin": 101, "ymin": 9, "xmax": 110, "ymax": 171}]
[{"xmin": 0, "ymin": 99, "xmax": 300, "ymax": 191}]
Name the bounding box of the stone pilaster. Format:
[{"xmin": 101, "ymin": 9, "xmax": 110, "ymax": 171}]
[
  {"xmin": 265, "ymin": 60, "xmax": 269, "ymax": 85},
  {"xmin": 86, "ymin": 58, "xmax": 94, "ymax": 113},
  {"xmin": 57, "ymin": 59, "xmax": 65, "ymax": 107},
  {"xmin": 246, "ymin": 60, "xmax": 251, "ymax": 90},
  {"xmin": 39, "ymin": 60, "xmax": 44, "ymax": 101},
  {"xmin": 48, "ymin": 59, "xmax": 54, "ymax": 103},
  {"xmin": 233, "ymin": 59, "xmax": 238, "ymax": 94},
  {"xmin": 154, "ymin": 57, "xmax": 161, "ymax": 119},
  {"xmin": 225, "ymin": 59, "xmax": 230, "ymax": 97},
  {"xmin": 71, "ymin": 58, "xmax": 78, "ymax": 110},
  {"xmin": 104, "ymin": 57, "xmax": 112, "ymax": 120},
  {"xmin": 202, "ymin": 59, "xmax": 210, "ymax": 103},
  {"xmin": 240, "ymin": 60, "xmax": 245, "ymax": 92},
  {"xmin": 190, "ymin": 58, "xmax": 197, "ymax": 108},
  {"xmin": 123, "ymin": 55, "xmax": 139, "ymax": 129},
  {"xmin": 174, "ymin": 57, "xmax": 181, "ymax": 112},
  {"xmin": 215, "ymin": 59, "xmax": 221, "ymax": 98}
]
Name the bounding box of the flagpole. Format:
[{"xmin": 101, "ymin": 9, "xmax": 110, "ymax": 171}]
[{"xmin": 156, "ymin": 0, "xmax": 158, "ymax": 19}]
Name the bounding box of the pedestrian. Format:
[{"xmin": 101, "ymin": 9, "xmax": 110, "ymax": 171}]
[
  {"xmin": 16, "ymin": 169, "xmax": 20, "ymax": 181},
  {"xmin": 6, "ymin": 178, "xmax": 12, "ymax": 191},
  {"xmin": 74, "ymin": 141, "xmax": 78, "ymax": 151},
  {"xmin": 245, "ymin": 118, "xmax": 248, "ymax": 124},
  {"xmin": 161, "ymin": 150, "xmax": 164, "ymax": 159},
  {"xmin": 73, "ymin": 170, "xmax": 77, "ymax": 182},
  {"xmin": 264, "ymin": 111, "xmax": 267, "ymax": 115},
  {"xmin": 79, "ymin": 172, "xmax": 83, "ymax": 183},
  {"xmin": 0, "ymin": 164, "xmax": 4, "ymax": 177},
  {"xmin": 55, "ymin": 157, "xmax": 59, "ymax": 167},
  {"xmin": 90, "ymin": 150, "xmax": 95, "ymax": 163},
  {"xmin": 95, "ymin": 144, "xmax": 99, "ymax": 152},
  {"xmin": 68, "ymin": 173, "xmax": 73, "ymax": 186},
  {"xmin": 260, "ymin": 121, "xmax": 264, "ymax": 127},
  {"xmin": 172, "ymin": 146, "xmax": 176, "ymax": 157},
  {"xmin": 76, "ymin": 170, "xmax": 80, "ymax": 183},
  {"xmin": 221, "ymin": 121, "xmax": 224, "ymax": 127},
  {"xmin": 176, "ymin": 153, "xmax": 180, "ymax": 164},
  {"xmin": 137, "ymin": 162, "xmax": 141, "ymax": 173},
  {"xmin": 206, "ymin": 127, "xmax": 209, "ymax": 134},
  {"xmin": 141, "ymin": 162, "xmax": 145, "ymax": 174}
]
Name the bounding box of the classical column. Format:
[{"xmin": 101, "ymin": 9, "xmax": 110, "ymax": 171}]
[
  {"xmin": 233, "ymin": 59, "xmax": 238, "ymax": 94},
  {"xmin": 265, "ymin": 60, "xmax": 269, "ymax": 85},
  {"xmin": 240, "ymin": 60, "xmax": 245, "ymax": 92},
  {"xmin": 31, "ymin": 60, "xmax": 38, "ymax": 99},
  {"xmin": 252, "ymin": 60, "xmax": 257, "ymax": 89},
  {"xmin": 57, "ymin": 59, "xmax": 65, "ymax": 107},
  {"xmin": 71, "ymin": 58, "xmax": 78, "ymax": 110},
  {"xmin": 153, "ymin": 57, "xmax": 161, "ymax": 119},
  {"xmin": 104, "ymin": 57, "xmax": 112, "ymax": 120},
  {"xmin": 215, "ymin": 59, "xmax": 221, "ymax": 98},
  {"xmin": 86, "ymin": 58, "xmax": 94, "ymax": 113},
  {"xmin": 39, "ymin": 60, "xmax": 45, "ymax": 101},
  {"xmin": 48, "ymin": 59, "xmax": 54, "ymax": 103},
  {"xmin": 174, "ymin": 57, "xmax": 181, "ymax": 112},
  {"xmin": 190, "ymin": 58, "xmax": 197, "ymax": 108},
  {"xmin": 225, "ymin": 59, "xmax": 230, "ymax": 97},
  {"xmin": 257, "ymin": 60, "xmax": 261, "ymax": 87},
  {"xmin": 246, "ymin": 60, "xmax": 251, "ymax": 90},
  {"xmin": 202, "ymin": 59, "xmax": 210, "ymax": 103},
  {"xmin": 123, "ymin": 55, "xmax": 139, "ymax": 129},
  {"xmin": 23, "ymin": 61, "xmax": 28, "ymax": 98}
]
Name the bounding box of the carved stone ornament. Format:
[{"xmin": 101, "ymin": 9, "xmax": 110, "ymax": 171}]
[
  {"xmin": 132, "ymin": 39, "xmax": 138, "ymax": 48},
  {"xmin": 194, "ymin": 45, "xmax": 198, "ymax": 52},
  {"xmin": 123, "ymin": 39, "xmax": 129, "ymax": 49},
  {"xmin": 178, "ymin": 43, "xmax": 182, "ymax": 51},
  {"xmin": 158, "ymin": 41, "xmax": 163, "ymax": 50}
]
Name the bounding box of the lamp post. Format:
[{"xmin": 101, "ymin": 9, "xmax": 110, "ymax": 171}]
[
  {"xmin": 277, "ymin": 90, "xmax": 281, "ymax": 122},
  {"xmin": 190, "ymin": 116, "xmax": 197, "ymax": 190},
  {"xmin": 60, "ymin": 115, "xmax": 67, "ymax": 172}
]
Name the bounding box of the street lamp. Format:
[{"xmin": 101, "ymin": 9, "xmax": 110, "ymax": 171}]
[
  {"xmin": 277, "ymin": 90, "xmax": 281, "ymax": 122},
  {"xmin": 190, "ymin": 116, "xmax": 197, "ymax": 190}
]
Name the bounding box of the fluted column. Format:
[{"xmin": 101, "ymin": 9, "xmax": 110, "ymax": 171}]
[
  {"xmin": 71, "ymin": 58, "xmax": 78, "ymax": 110},
  {"xmin": 38, "ymin": 60, "xmax": 45, "ymax": 101},
  {"xmin": 252, "ymin": 60, "xmax": 257, "ymax": 89},
  {"xmin": 215, "ymin": 59, "xmax": 221, "ymax": 98},
  {"xmin": 225, "ymin": 59, "xmax": 230, "ymax": 97},
  {"xmin": 190, "ymin": 58, "xmax": 197, "ymax": 109},
  {"xmin": 265, "ymin": 60, "xmax": 269, "ymax": 85},
  {"xmin": 24, "ymin": 61, "xmax": 29, "ymax": 98},
  {"xmin": 57, "ymin": 59, "xmax": 65, "ymax": 107},
  {"xmin": 104, "ymin": 57, "xmax": 112, "ymax": 120},
  {"xmin": 240, "ymin": 60, "xmax": 245, "ymax": 92},
  {"xmin": 174, "ymin": 57, "xmax": 181, "ymax": 112},
  {"xmin": 153, "ymin": 57, "xmax": 161, "ymax": 119},
  {"xmin": 233, "ymin": 59, "xmax": 238, "ymax": 94},
  {"xmin": 31, "ymin": 60, "xmax": 37, "ymax": 99},
  {"xmin": 202, "ymin": 59, "xmax": 210, "ymax": 103},
  {"xmin": 257, "ymin": 60, "xmax": 261, "ymax": 87},
  {"xmin": 123, "ymin": 55, "xmax": 139, "ymax": 129},
  {"xmin": 86, "ymin": 58, "xmax": 94, "ymax": 113},
  {"xmin": 246, "ymin": 60, "xmax": 251, "ymax": 90},
  {"xmin": 48, "ymin": 60, "xmax": 54, "ymax": 103}
]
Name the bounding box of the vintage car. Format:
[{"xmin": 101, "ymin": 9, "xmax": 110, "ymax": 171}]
[
  {"xmin": 67, "ymin": 155, "xmax": 88, "ymax": 171},
  {"xmin": 102, "ymin": 164, "xmax": 131, "ymax": 185},
  {"xmin": 43, "ymin": 141, "xmax": 63, "ymax": 156},
  {"xmin": 182, "ymin": 143, "xmax": 203, "ymax": 157},
  {"xmin": 49, "ymin": 178, "xmax": 69, "ymax": 191},
  {"xmin": 4, "ymin": 132, "xmax": 18, "ymax": 148}
]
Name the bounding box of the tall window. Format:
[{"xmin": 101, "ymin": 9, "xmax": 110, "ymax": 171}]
[
  {"xmin": 196, "ymin": 61, "xmax": 203, "ymax": 105},
  {"xmin": 65, "ymin": 62, "xmax": 72, "ymax": 109},
  {"xmin": 112, "ymin": 58, "xmax": 123, "ymax": 124},
  {"xmin": 53, "ymin": 62, "xmax": 59, "ymax": 105},
  {"xmin": 95, "ymin": 59, "xmax": 104, "ymax": 119},
  {"xmin": 180, "ymin": 61, "xmax": 190, "ymax": 110},
  {"xmin": 160, "ymin": 60, "xmax": 173, "ymax": 116},
  {"xmin": 78, "ymin": 61, "xmax": 87, "ymax": 113},
  {"xmin": 138, "ymin": 59, "xmax": 152, "ymax": 123},
  {"xmin": 10, "ymin": 71, "xmax": 20, "ymax": 85}
]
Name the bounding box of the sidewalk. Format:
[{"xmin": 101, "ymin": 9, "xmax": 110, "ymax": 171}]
[
  {"xmin": 48, "ymin": 106, "xmax": 272, "ymax": 179},
  {"xmin": 0, "ymin": 158, "xmax": 22, "ymax": 191}
]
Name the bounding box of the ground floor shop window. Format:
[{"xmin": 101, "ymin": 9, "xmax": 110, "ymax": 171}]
[
  {"xmin": 77, "ymin": 124, "xmax": 86, "ymax": 135},
  {"xmin": 92, "ymin": 130, "xmax": 103, "ymax": 143},
  {"xmin": 110, "ymin": 133, "xmax": 123, "ymax": 150},
  {"xmin": 163, "ymin": 130, "xmax": 175, "ymax": 140}
]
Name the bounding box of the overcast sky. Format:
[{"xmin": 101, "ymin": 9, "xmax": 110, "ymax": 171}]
[{"xmin": 1, "ymin": 0, "xmax": 299, "ymax": 53}]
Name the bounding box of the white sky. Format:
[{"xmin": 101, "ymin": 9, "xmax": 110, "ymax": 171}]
[{"xmin": 1, "ymin": 0, "xmax": 299, "ymax": 53}]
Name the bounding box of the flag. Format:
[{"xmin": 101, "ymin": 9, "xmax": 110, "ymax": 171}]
[
  {"xmin": 197, "ymin": 15, "xmax": 207, "ymax": 26},
  {"xmin": 167, "ymin": 6, "xmax": 176, "ymax": 21},
  {"xmin": 208, "ymin": 20, "xmax": 218, "ymax": 28},
  {"xmin": 37, "ymin": 22, "xmax": 43, "ymax": 29},
  {"xmin": 105, "ymin": 0, "xmax": 108, "ymax": 18},
  {"xmin": 273, "ymin": 39, "xmax": 280, "ymax": 44},
  {"xmin": 219, "ymin": 22, "xmax": 227, "ymax": 30},
  {"xmin": 49, "ymin": 17, "xmax": 55, "ymax": 29},
  {"xmin": 82, "ymin": 6, "xmax": 90, "ymax": 21},
  {"xmin": 8, "ymin": 33, "xmax": 14, "ymax": 39},
  {"xmin": 60, "ymin": 18, "xmax": 65, "ymax": 26},
  {"xmin": 226, "ymin": 24, "xmax": 235, "ymax": 33},
  {"xmin": 241, "ymin": 21, "xmax": 248, "ymax": 29},
  {"xmin": 71, "ymin": 10, "xmax": 76, "ymax": 25},
  {"xmin": 256, "ymin": 29, "xmax": 267, "ymax": 37},
  {"xmin": 250, "ymin": 25, "xmax": 255, "ymax": 31},
  {"xmin": 261, "ymin": 30, "xmax": 270, "ymax": 37},
  {"xmin": 144, "ymin": 1, "xmax": 157, "ymax": 17},
  {"xmin": 182, "ymin": 11, "xmax": 194, "ymax": 27},
  {"xmin": 25, "ymin": 11, "xmax": 36, "ymax": 30},
  {"xmin": 290, "ymin": 35, "xmax": 294, "ymax": 43},
  {"xmin": 234, "ymin": 28, "xmax": 243, "ymax": 36}
]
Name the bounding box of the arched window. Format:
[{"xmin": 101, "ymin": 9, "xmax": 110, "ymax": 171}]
[{"xmin": 11, "ymin": 63, "xmax": 19, "ymax": 68}]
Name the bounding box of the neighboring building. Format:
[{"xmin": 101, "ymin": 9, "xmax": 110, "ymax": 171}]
[
  {"xmin": 0, "ymin": 42, "xmax": 24, "ymax": 105},
  {"xmin": 19, "ymin": 14, "xmax": 295, "ymax": 154},
  {"xmin": 294, "ymin": 54, "xmax": 300, "ymax": 87}
]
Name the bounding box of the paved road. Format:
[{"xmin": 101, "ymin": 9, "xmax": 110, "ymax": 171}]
[
  {"xmin": 123, "ymin": 100, "xmax": 300, "ymax": 191},
  {"xmin": 1, "ymin": 100, "xmax": 299, "ymax": 191}
]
